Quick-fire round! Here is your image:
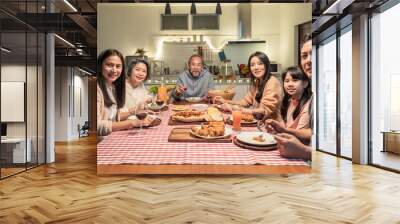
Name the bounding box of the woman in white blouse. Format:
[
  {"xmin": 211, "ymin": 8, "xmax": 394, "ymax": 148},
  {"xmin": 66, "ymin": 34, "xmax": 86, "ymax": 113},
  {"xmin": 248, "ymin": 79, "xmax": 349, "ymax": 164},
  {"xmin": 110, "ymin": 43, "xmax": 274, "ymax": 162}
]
[{"xmin": 124, "ymin": 59, "xmax": 152, "ymax": 109}]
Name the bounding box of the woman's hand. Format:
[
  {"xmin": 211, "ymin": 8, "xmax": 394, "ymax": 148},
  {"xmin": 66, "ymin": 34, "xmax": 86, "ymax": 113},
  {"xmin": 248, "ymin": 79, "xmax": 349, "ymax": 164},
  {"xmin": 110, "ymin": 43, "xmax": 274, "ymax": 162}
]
[
  {"xmin": 265, "ymin": 119, "xmax": 286, "ymax": 134},
  {"xmin": 213, "ymin": 96, "xmax": 225, "ymax": 105},
  {"xmin": 221, "ymin": 103, "xmax": 233, "ymax": 112}
]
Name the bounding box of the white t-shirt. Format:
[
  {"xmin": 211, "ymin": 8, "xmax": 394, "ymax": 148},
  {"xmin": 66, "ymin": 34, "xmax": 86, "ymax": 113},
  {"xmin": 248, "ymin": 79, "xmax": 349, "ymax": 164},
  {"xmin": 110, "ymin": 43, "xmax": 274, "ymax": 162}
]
[{"xmin": 123, "ymin": 81, "xmax": 151, "ymax": 111}]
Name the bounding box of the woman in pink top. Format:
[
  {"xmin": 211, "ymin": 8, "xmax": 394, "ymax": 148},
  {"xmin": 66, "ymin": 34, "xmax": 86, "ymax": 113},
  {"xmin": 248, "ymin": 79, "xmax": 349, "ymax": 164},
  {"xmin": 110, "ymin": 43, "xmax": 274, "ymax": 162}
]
[{"xmin": 281, "ymin": 66, "xmax": 312, "ymax": 130}]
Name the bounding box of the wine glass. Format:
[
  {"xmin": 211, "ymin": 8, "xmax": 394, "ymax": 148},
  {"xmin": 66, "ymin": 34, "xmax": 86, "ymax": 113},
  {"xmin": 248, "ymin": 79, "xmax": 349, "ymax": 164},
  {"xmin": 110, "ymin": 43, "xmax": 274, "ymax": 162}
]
[
  {"xmin": 252, "ymin": 111, "xmax": 265, "ymax": 132},
  {"xmin": 207, "ymin": 95, "xmax": 213, "ymax": 105},
  {"xmin": 135, "ymin": 103, "xmax": 148, "ymax": 134},
  {"xmin": 155, "ymin": 98, "xmax": 164, "ymax": 113}
]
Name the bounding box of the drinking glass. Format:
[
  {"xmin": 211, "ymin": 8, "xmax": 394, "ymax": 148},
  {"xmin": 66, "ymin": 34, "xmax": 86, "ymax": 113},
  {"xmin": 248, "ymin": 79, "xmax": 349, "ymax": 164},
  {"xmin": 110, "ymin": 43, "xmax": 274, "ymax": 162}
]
[
  {"xmin": 232, "ymin": 108, "xmax": 242, "ymax": 132},
  {"xmin": 135, "ymin": 103, "xmax": 148, "ymax": 135},
  {"xmin": 252, "ymin": 111, "xmax": 265, "ymax": 132}
]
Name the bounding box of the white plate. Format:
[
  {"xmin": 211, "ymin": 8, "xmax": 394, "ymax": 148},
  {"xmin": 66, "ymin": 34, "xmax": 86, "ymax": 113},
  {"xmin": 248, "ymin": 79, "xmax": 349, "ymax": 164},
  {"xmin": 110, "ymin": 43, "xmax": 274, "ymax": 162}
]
[
  {"xmin": 147, "ymin": 103, "xmax": 165, "ymax": 110},
  {"xmin": 229, "ymin": 115, "xmax": 257, "ymax": 124},
  {"xmin": 192, "ymin": 104, "xmax": 208, "ymax": 112},
  {"xmin": 172, "ymin": 105, "xmax": 189, "ymax": 111},
  {"xmin": 236, "ymin": 131, "xmax": 276, "ymax": 146},
  {"xmin": 186, "ymin": 97, "xmax": 202, "ymax": 103},
  {"xmin": 190, "ymin": 126, "xmax": 233, "ymax": 139}
]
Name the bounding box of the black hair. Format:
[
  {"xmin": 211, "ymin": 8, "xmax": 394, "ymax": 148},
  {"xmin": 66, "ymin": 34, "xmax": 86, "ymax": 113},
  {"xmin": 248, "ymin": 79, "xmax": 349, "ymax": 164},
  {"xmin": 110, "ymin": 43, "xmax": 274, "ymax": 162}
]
[
  {"xmin": 301, "ymin": 33, "xmax": 312, "ymax": 49},
  {"xmin": 248, "ymin": 51, "xmax": 271, "ymax": 103},
  {"xmin": 280, "ymin": 66, "xmax": 312, "ymax": 123},
  {"xmin": 127, "ymin": 59, "xmax": 150, "ymax": 82},
  {"xmin": 97, "ymin": 49, "xmax": 126, "ymax": 109}
]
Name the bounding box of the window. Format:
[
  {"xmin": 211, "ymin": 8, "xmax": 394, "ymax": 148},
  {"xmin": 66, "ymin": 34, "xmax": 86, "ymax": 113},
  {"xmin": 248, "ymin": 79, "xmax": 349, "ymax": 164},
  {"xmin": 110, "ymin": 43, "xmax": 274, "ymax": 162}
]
[
  {"xmin": 339, "ymin": 26, "xmax": 352, "ymax": 158},
  {"xmin": 317, "ymin": 35, "xmax": 337, "ymax": 155},
  {"xmin": 370, "ymin": 2, "xmax": 400, "ymax": 171}
]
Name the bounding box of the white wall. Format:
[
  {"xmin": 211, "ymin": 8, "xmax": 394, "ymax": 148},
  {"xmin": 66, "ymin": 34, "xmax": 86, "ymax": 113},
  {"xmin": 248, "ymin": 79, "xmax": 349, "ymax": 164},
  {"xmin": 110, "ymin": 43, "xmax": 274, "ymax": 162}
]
[
  {"xmin": 55, "ymin": 67, "xmax": 89, "ymax": 141},
  {"xmin": 98, "ymin": 3, "xmax": 239, "ymax": 59},
  {"xmin": 279, "ymin": 4, "xmax": 312, "ymax": 69},
  {"xmin": 251, "ymin": 4, "xmax": 281, "ymax": 64},
  {"xmin": 98, "ymin": 3, "xmax": 311, "ymax": 73},
  {"xmin": 1, "ymin": 64, "xmax": 45, "ymax": 163}
]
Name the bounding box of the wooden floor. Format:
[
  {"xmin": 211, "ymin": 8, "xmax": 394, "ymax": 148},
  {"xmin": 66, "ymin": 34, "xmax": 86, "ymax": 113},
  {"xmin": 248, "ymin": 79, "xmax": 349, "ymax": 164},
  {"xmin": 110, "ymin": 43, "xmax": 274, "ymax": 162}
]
[{"xmin": 1, "ymin": 135, "xmax": 400, "ymax": 223}]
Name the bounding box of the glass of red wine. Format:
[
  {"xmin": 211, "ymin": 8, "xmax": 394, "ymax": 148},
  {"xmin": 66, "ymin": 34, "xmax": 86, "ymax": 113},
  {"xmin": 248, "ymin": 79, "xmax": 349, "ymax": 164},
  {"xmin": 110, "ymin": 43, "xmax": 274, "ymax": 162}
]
[
  {"xmin": 206, "ymin": 95, "xmax": 213, "ymax": 104},
  {"xmin": 155, "ymin": 99, "xmax": 164, "ymax": 113},
  {"xmin": 252, "ymin": 112, "xmax": 265, "ymax": 131},
  {"xmin": 135, "ymin": 104, "xmax": 148, "ymax": 134}
]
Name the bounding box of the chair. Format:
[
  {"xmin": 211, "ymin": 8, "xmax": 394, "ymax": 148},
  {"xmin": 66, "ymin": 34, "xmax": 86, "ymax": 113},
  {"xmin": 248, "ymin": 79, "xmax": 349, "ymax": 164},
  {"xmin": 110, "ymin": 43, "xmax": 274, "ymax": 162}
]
[{"xmin": 78, "ymin": 121, "xmax": 90, "ymax": 138}]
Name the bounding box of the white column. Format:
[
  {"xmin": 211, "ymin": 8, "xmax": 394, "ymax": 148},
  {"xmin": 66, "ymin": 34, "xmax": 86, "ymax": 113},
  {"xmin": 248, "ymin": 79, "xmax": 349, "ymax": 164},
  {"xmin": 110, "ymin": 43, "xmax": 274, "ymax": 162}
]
[
  {"xmin": 46, "ymin": 33, "xmax": 55, "ymax": 163},
  {"xmin": 352, "ymin": 14, "xmax": 369, "ymax": 164},
  {"xmin": 45, "ymin": 0, "xmax": 55, "ymax": 163}
]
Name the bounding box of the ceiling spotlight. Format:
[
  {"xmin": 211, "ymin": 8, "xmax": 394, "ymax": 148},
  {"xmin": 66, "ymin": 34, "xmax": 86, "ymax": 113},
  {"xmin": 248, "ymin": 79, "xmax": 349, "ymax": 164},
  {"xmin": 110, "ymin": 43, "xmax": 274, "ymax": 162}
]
[
  {"xmin": 190, "ymin": 2, "xmax": 196, "ymax": 15},
  {"xmin": 77, "ymin": 67, "xmax": 92, "ymax": 76},
  {"xmin": 63, "ymin": 0, "xmax": 78, "ymax": 12},
  {"xmin": 1, "ymin": 47, "xmax": 11, "ymax": 53},
  {"xmin": 165, "ymin": 3, "xmax": 171, "ymax": 15},
  {"xmin": 54, "ymin": 34, "xmax": 75, "ymax": 48},
  {"xmin": 216, "ymin": 3, "xmax": 222, "ymax": 15}
]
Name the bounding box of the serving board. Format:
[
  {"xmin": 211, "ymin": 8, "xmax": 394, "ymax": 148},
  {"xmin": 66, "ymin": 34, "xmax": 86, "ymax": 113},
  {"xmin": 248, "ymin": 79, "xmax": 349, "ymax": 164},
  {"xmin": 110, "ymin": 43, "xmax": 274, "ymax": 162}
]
[{"xmin": 168, "ymin": 128, "xmax": 232, "ymax": 143}]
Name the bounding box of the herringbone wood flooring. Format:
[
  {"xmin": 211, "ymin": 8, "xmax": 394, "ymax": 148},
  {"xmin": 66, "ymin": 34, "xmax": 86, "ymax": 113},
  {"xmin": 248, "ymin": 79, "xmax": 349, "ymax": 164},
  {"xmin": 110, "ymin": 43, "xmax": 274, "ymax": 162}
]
[{"xmin": 1, "ymin": 135, "xmax": 400, "ymax": 224}]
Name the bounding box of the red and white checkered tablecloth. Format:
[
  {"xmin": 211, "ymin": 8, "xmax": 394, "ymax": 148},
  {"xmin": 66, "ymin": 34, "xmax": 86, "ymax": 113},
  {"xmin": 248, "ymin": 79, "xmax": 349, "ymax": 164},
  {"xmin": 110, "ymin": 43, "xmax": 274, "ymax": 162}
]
[{"xmin": 98, "ymin": 106, "xmax": 308, "ymax": 166}]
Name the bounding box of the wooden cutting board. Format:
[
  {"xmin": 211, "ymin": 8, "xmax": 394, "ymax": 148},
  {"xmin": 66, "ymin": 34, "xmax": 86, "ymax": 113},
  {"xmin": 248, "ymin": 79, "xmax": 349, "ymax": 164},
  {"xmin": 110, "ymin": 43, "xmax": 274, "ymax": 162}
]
[{"xmin": 168, "ymin": 127, "xmax": 232, "ymax": 143}]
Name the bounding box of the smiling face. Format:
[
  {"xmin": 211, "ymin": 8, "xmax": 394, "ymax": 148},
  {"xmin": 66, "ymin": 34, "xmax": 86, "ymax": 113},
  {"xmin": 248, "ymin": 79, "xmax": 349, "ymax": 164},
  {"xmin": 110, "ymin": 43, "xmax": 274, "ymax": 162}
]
[
  {"xmin": 300, "ymin": 40, "xmax": 312, "ymax": 78},
  {"xmin": 128, "ymin": 62, "xmax": 148, "ymax": 85},
  {"xmin": 249, "ymin": 56, "xmax": 266, "ymax": 79},
  {"xmin": 102, "ymin": 55, "xmax": 123, "ymax": 85},
  {"xmin": 283, "ymin": 72, "xmax": 308, "ymax": 99},
  {"xmin": 188, "ymin": 56, "xmax": 203, "ymax": 77}
]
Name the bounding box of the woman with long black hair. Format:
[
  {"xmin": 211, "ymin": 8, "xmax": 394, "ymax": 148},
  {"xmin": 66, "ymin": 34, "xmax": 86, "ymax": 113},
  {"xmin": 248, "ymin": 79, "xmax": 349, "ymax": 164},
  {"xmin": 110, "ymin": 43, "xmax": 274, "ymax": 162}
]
[{"xmin": 214, "ymin": 51, "xmax": 283, "ymax": 121}]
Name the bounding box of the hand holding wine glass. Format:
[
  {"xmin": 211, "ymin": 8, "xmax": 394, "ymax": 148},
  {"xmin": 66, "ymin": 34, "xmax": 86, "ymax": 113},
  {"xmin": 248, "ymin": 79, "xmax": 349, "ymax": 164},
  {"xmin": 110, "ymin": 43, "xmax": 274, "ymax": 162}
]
[{"xmin": 252, "ymin": 111, "xmax": 265, "ymax": 132}]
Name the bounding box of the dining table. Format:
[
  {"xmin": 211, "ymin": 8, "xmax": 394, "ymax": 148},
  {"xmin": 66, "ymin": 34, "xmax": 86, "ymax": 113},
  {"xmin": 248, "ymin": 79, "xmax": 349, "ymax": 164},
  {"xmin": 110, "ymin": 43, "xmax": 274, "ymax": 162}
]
[{"xmin": 97, "ymin": 103, "xmax": 311, "ymax": 175}]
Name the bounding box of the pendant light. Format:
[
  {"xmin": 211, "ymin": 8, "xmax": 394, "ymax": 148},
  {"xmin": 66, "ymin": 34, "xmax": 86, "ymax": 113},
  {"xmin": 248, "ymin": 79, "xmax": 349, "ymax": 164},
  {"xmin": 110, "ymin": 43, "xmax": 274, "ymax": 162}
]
[
  {"xmin": 165, "ymin": 2, "xmax": 171, "ymax": 15},
  {"xmin": 216, "ymin": 2, "xmax": 222, "ymax": 15},
  {"xmin": 190, "ymin": 2, "xmax": 196, "ymax": 15}
]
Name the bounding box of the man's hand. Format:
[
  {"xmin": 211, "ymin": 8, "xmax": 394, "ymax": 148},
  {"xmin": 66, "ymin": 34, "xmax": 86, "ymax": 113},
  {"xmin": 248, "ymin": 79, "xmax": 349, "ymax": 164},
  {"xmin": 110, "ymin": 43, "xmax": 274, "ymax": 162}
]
[
  {"xmin": 274, "ymin": 133, "xmax": 311, "ymax": 160},
  {"xmin": 175, "ymin": 84, "xmax": 187, "ymax": 96}
]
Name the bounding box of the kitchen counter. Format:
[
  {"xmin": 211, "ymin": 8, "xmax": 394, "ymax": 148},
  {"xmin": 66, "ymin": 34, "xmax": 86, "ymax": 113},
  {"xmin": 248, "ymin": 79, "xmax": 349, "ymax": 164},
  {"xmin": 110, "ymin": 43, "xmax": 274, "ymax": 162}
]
[{"xmin": 145, "ymin": 75, "xmax": 252, "ymax": 85}]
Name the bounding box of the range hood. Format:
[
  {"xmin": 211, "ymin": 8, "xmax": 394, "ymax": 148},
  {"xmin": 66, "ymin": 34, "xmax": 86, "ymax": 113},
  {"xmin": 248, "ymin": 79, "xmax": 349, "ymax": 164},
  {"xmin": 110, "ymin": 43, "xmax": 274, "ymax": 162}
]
[{"xmin": 228, "ymin": 4, "xmax": 265, "ymax": 44}]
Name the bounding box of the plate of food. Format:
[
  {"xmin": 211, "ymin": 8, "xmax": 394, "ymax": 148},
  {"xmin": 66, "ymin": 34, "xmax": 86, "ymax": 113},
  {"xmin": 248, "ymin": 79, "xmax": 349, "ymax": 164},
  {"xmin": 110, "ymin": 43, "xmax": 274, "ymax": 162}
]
[
  {"xmin": 192, "ymin": 104, "xmax": 208, "ymax": 112},
  {"xmin": 186, "ymin": 97, "xmax": 202, "ymax": 103},
  {"xmin": 236, "ymin": 131, "xmax": 276, "ymax": 146},
  {"xmin": 205, "ymin": 107, "xmax": 224, "ymax": 122},
  {"xmin": 190, "ymin": 121, "xmax": 232, "ymax": 139},
  {"xmin": 171, "ymin": 110, "xmax": 206, "ymax": 122},
  {"xmin": 147, "ymin": 102, "xmax": 166, "ymax": 111},
  {"xmin": 229, "ymin": 113, "xmax": 257, "ymax": 124}
]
